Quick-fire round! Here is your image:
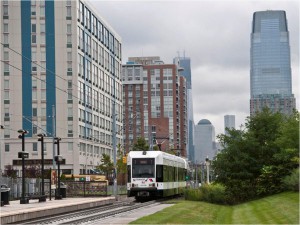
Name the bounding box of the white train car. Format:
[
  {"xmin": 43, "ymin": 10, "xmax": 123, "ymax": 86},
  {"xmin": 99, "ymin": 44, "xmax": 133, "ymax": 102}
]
[{"xmin": 127, "ymin": 151, "xmax": 188, "ymax": 200}]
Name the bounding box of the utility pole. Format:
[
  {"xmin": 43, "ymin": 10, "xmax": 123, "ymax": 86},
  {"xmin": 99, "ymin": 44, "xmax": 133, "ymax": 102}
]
[
  {"xmin": 18, "ymin": 129, "xmax": 29, "ymax": 204},
  {"xmin": 54, "ymin": 137, "xmax": 62, "ymax": 200},
  {"xmin": 112, "ymin": 67, "xmax": 117, "ymax": 200},
  {"xmin": 52, "ymin": 105, "xmax": 56, "ymax": 170},
  {"xmin": 37, "ymin": 133, "xmax": 46, "ymax": 202}
]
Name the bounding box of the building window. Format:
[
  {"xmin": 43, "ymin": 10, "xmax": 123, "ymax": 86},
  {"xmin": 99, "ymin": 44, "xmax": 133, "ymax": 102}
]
[
  {"xmin": 41, "ymin": 51, "xmax": 46, "ymax": 61},
  {"xmin": 67, "ymin": 34, "xmax": 72, "ymax": 44},
  {"xmin": 5, "ymin": 144, "xmax": 9, "ymax": 152},
  {"xmin": 4, "ymin": 62, "xmax": 9, "ymax": 72},
  {"xmin": 41, "ymin": 107, "xmax": 46, "ymax": 117},
  {"xmin": 3, "ymin": 5, "xmax": 8, "ymax": 16},
  {"xmin": 68, "ymin": 125, "xmax": 73, "ymax": 137},
  {"xmin": 32, "ymin": 108, "xmax": 37, "ymax": 116},
  {"xmin": 4, "ymin": 107, "xmax": 9, "ymax": 117},
  {"xmin": 32, "ymin": 34, "xmax": 36, "ymax": 44},
  {"xmin": 4, "ymin": 90, "xmax": 9, "ymax": 100},
  {"xmin": 41, "ymin": 62, "xmax": 46, "ymax": 72},
  {"xmin": 67, "ymin": 52, "xmax": 72, "ymax": 61},
  {"xmin": 67, "ymin": 24, "xmax": 71, "ymax": 33},
  {"xmin": 31, "ymin": 5, "xmax": 36, "ymax": 16},
  {"xmin": 31, "ymin": 24, "xmax": 36, "ymax": 33},
  {"xmin": 40, "ymin": 23, "xmax": 45, "ymax": 33},
  {"xmin": 4, "ymin": 80, "xmax": 9, "ymax": 89},
  {"xmin": 32, "ymin": 125, "xmax": 37, "ymax": 134},
  {"xmin": 32, "ymin": 50, "xmax": 36, "ymax": 61},
  {"xmin": 40, "ymin": 34, "xmax": 45, "ymax": 45},
  {"xmin": 68, "ymin": 107, "xmax": 73, "ymax": 117},
  {"xmin": 32, "ymin": 90, "xmax": 37, "ymax": 100},
  {"xmin": 68, "ymin": 142, "xmax": 73, "ymax": 151},
  {"xmin": 66, "ymin": 6, "xmax": 71, "ymax": 18},
  {"xmin": 32, "ymin": 79, "xmax": 37, "ymax": 88},
  {"xmin": 40, "ymin": 6, "xmax": 45, "ymax": 17},
  {"xmin": 3, "ymin": 34, "xmax": 9, "ymax": 44},
  {"xmin": 4, "ymin": 126, "xmax": 10, "ymax": 138},
  {"xmin": 33, "ymin": 142, "xmax": 38, "ymax": 152},
  {"xmin": 41, "ymin": 90, "xmax": 46, "ymax": 100},
  {"xmin": 67, "ymin": 62, "xmax": 72, "ymax": 72},
  {"xmin": 3, "ymin": 23, "xmax": 8, "ymax": 33}
]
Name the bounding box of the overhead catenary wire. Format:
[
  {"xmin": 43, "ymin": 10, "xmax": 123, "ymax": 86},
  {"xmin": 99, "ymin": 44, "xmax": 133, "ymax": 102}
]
[{"xmin": 0, "ymin": 42, "xmax": 123, "ymax": 120}]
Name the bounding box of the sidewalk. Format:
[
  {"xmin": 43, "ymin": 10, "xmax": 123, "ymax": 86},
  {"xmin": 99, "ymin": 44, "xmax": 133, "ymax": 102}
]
[{"xmin": 0, "ymin": 196, "xmax": 115, "ymax": 224}]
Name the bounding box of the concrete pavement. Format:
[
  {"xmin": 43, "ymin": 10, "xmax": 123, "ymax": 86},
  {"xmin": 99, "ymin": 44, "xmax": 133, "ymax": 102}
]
[{"xmin": 0, "ymin": 196, "xmax": 115, "ymax": 224}]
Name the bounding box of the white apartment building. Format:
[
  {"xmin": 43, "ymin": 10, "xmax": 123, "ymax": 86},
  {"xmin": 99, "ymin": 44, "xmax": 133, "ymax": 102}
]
[{"xmin": 0, "ymin": 0, "xmax": 123, "ymax": 175}]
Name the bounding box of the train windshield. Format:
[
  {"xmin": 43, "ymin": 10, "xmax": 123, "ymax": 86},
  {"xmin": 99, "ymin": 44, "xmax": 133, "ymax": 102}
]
[{"xmin": 132, "ymin": 158, "xmax": 155, "ymax": 178}]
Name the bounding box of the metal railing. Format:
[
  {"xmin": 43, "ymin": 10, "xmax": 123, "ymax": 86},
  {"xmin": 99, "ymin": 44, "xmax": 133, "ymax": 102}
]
[{"xmin": 0, "ymin": 177, "xmax": 128, "ymax": 200}]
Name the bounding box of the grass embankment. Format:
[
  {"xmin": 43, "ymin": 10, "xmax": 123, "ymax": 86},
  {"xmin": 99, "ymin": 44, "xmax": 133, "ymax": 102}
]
[{"xmin": 130, "ymin": 192, "xmax": 299, "ymax": 224}]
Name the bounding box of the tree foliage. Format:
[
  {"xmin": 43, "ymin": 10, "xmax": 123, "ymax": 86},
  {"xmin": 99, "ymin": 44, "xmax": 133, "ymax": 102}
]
[
  {"xmin": 96, "ymin": 153, "xmax": 114, "ymax": 177},
  {"xmin": 4, "ymin": 165, "xmax": 18, "ymax": 178},
  {"xmin": 213, "ymin": 108, "xmax": 299, "ymax": 204},
  {"xmin": 132, "ymin": 137, "xmax": 149, "ymax": 151}
]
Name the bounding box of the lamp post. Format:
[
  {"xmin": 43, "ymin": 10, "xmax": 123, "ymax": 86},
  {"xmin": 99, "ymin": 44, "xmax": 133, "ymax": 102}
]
[
  {"xmin": 18, "ymin": 129, "xmax": 29, "ymax": 204},
  {"xmin": 205, "ymin": 157, "xmax": 210, "ymax": 184},
  {"xmin": 37, "ymin": 133, "xmax": 46, "ymax": 202},
  {"xmin": 54, "ymin": 137, "xmax": 62, "ymax": 200}
]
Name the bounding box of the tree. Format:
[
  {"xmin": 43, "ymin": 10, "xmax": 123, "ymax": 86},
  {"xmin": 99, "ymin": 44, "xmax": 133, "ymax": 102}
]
[
  {"xmin": 132, "ymin": 137, "xmax": 149, "ymax": 151},
  {"xmin": 96, "ymin": 153, "xmax": 114, "ymax": 178},
  {"xmin": 116, "ymin": 144, "xmax": 127, "ymax": 185},
  {"xmin": 4, "ymin": 165, "xmax": 18, "ymax": 178},
  {"xmin": 25, "ymin": 165, "xmax": 41, "ymax": 178},
  {"xmin": 213, "ymin": 109, "xmax": 299, "ymax": 203}
]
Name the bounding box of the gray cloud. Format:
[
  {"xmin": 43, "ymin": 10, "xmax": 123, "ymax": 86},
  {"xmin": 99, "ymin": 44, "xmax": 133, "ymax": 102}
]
[{"xmin": 91, "ymin": 0, "xmax": 299, "ymax": 135}]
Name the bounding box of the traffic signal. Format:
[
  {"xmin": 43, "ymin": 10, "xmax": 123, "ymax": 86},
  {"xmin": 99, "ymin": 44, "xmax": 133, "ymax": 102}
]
[{"xmin": 122, "ymin": 156, "xmax": 127, "ymax": 164}]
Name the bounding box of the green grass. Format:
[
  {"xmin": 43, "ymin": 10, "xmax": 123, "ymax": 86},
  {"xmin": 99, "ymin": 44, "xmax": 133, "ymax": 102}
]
[{"xmin": 130, "ymin": 192, "xmax": 299, "ymax": 224}]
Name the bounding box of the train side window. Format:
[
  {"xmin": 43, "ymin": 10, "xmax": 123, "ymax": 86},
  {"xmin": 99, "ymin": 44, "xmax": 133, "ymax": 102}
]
[
  {"xmin": 156, "ymin": 165, "xmax": 163, "ymax": 182},
  {"xmin": 163, "ymin": 165, "xmax": 168, "ymax": 182}
]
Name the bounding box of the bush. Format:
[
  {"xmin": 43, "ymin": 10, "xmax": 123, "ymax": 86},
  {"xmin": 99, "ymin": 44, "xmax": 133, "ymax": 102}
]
[
  {"xmin": 282, "ymin": 169, "xmax": 299, "ymax": 191},
  {"xmin": 184, "ymin": 183, "xmax": 227, "ymax": 204}
]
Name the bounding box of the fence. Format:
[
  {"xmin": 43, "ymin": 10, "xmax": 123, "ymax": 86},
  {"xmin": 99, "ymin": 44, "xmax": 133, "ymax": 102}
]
[{"xmin": 0, "ymin": 177, "xmax": 126, "ymax": 200}]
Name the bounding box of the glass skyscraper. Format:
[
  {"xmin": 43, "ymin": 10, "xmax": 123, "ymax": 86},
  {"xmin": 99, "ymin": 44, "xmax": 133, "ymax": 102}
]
[
  {"xmin": 174, "ymin": 56, "xmax": 194, "ymax": 162},
  {"xmin": 250, "ymin": 10, "xmax": 296, "ymax": 115}
]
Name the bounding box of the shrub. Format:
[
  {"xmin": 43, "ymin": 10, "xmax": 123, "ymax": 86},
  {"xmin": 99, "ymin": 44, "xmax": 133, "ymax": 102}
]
[
  {"xmin": 184, "ymin": 183, "xmax": 227, "ymax": 204},
  {"xmin": 282, "ymin": 169, "xmax": 299, "ymax": 191},
  {"xmin": 184, "ymin": 188, "xmax": 202, "ymax": 201},
  {"xmin": 201, "ymin": 183, "xmax": 226, "ymax": 204}
]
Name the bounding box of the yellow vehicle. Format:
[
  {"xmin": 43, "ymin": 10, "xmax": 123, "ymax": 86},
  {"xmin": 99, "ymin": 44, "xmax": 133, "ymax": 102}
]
[{"xmin": 64, "ymin": 174, "xmax": 107, "ymax": 182}]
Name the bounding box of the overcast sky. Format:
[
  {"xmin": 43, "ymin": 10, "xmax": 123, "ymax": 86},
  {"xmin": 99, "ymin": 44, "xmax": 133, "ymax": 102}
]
[{"xmin": 90, "ymin": 0, "xmax": 299, "ymax": 137}]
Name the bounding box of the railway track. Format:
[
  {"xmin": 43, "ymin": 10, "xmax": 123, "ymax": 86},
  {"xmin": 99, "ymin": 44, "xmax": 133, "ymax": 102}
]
[{"xmin": 15, "ymin": 198, "xmax": 160, "ymax": 225}]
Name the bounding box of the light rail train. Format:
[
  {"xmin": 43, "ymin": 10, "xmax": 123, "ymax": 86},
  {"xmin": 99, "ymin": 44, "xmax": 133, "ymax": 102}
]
[{"xmin": 127, "ymin": 151, "xmax": 188, "ymax": 201}]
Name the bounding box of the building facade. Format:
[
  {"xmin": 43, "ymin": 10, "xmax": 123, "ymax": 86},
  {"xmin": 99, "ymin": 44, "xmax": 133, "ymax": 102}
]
[
  {"xmin": 0, "ymin": 0, "xmax": 123, "ymax": 175},
  {"xmin": 194, "ymin": 119, "xmax": 216, "ymax": 163},
  {"xmin": 224, "ymin": 115, "xmax": 235, "ymax": 135},
  {"xmin": 122, "ymin": 57, "xmax": 187, "ymax": 157},
  {"xmin": 173, "ymin": 56, "xmax": 194, "ymax": 162},
  {"xmin": 250, "ymin": 10, "xmax": 296, "ymax": 115}
]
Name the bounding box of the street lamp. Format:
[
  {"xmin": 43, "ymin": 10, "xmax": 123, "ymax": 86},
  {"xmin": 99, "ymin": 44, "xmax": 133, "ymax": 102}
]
[
  {"xmin": 37, "ymin": 133, "xmax": 46, "ymax": 202},
  {"xmin": 54, "ymin": 137, "xmax": 62, "ymax": 200},
  {"xmin": 205, "ymin": 157, "xmax": 210, "ymax": 184},
  {"xmin": 18, "ymin": 129, "xmax": 29, "ymax": 204}
]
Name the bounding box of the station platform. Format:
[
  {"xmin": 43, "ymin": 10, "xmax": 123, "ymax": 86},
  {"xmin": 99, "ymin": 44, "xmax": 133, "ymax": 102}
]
[{"xmin": 0, "ymin": 196, "xmax": 116, "ymax": 224}]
